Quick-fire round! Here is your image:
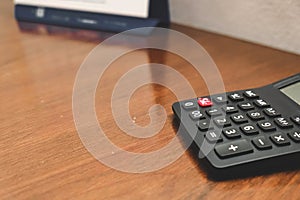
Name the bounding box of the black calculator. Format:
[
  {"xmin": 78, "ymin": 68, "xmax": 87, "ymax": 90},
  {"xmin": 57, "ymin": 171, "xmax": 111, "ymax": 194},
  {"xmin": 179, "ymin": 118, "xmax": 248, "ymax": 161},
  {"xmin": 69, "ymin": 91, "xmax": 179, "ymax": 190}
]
[{"xmin": 172, "ymin": 73, "xmax": 300, "ymax": 180}]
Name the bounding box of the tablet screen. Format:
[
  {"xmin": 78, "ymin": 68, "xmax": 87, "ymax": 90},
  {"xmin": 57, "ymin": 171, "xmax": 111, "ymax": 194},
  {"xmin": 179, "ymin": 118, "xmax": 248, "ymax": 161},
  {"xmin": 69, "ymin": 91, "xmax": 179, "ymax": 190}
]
[{"xmin": 14, "ymin": 0, "xmax": 150, "ymax": 18}]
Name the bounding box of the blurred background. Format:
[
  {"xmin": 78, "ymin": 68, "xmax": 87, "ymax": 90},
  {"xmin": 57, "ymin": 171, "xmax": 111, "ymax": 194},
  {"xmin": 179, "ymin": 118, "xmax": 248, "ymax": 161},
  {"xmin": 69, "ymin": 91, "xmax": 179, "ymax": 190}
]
[{"xmin": 170, "ymin": 0, "xmax": 300, "ymax": 54}]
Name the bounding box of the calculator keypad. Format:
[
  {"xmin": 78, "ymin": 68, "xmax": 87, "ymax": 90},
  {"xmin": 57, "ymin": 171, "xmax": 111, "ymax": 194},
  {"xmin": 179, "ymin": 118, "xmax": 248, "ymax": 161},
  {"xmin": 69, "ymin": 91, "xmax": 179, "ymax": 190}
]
[
  {"xmin": 177, "ymin": 90, "xmax": 300, "ymax": 161},
  {"xmin": 171, "ymin": 72, "xmax": 300, "ymax": 179}
]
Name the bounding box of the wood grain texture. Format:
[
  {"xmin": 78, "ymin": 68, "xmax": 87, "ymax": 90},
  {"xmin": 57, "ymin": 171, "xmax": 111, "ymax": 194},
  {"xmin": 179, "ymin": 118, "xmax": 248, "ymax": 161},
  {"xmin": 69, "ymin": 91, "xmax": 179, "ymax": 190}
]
[{"xmin": 1, "ymin": 1, "xmax": 300, "ymax": 199}]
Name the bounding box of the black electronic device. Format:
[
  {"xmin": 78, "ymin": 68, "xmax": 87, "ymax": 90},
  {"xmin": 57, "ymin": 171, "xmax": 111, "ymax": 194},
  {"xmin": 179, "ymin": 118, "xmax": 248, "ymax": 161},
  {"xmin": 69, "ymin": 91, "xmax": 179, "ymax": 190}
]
[
  {"xmin": 172, "ymin": 73, "xmax": 300, "ymax": 180},
  {"xmin": 14, "ymin": 0, "xmax": 170, "ymax": 33}
]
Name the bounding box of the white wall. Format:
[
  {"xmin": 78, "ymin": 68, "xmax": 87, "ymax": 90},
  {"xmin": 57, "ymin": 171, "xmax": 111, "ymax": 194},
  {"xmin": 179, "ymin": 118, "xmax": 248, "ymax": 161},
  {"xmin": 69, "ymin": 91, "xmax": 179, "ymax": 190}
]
[{"xmin": 170, "ymin": 0, "xmax": 300, "ymax": 55}]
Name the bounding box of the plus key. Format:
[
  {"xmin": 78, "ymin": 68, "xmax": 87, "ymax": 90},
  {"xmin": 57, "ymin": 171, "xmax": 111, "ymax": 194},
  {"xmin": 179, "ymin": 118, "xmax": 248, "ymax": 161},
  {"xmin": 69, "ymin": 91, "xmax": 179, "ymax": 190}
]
[{"xmin": 215, "ymin": 139, "xmax": 253, "ymax": 158}]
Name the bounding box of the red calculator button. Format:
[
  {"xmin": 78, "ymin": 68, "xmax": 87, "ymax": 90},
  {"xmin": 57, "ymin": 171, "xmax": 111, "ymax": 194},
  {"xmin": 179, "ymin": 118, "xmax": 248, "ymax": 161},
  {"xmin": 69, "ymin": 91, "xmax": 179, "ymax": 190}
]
[{"xmin": 198, "ymin": 98, "xmax": 213, "ymax": 107}]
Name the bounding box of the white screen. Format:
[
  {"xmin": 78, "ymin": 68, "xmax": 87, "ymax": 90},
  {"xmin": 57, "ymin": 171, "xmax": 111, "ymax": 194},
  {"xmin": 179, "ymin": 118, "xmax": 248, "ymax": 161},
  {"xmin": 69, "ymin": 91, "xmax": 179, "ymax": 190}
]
[{"xmin": 14, "ymin": 0, "xmax": 150, "ymax": 18}]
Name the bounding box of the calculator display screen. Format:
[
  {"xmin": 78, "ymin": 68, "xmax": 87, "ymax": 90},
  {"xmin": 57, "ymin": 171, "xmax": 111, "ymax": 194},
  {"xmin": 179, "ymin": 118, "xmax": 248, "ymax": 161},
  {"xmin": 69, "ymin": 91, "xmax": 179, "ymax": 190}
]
[{"xmin": 280, "ymin": 82, "xmax": 300, "ymax": 105}]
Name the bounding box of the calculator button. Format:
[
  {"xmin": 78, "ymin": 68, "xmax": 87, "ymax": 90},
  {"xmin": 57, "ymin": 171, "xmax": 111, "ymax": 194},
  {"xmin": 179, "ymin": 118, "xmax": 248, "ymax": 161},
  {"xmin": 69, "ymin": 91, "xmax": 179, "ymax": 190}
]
[
  {"xmin": 274, "ymin": 117, "xmax": 293, "ymax": 129},
  {"xmin": 222, "ymin": 128, "xmax": 241, "ymax": 139},
  {"xmin": 247, "ymin": 110, "xmax": 265, "ymax": 121},
  {"xmin": 263, "ymin": 107, "xmax": 281, "ymax": 117},
  {"xmin": 288, "ymin": 131, "xmax": 300, "ymax": 143},
  {"xmin": 189, "ymin": 110, "xmax": 205, "ymax": 120},
  {"xmin": 244, "ymin": 90, "xmax": 259, "ymax": 99},
  {"xmin": 270, "ymin": 133, "xmax": 290, "ymax": 146},
  {"xmin": 205, "ymin": 131, "xmax": 223, "ymax": 143},
  {"xmin": 254, "ymin": 99, "xmax": 270, "ymax": 108},
  {"xmin": 291, "ymin": 115, "xmax": 300, "ymax": 125},
  {"xmin": 213, "ymin": 95, "xmax": 228, "ymax": 104},
  {"xmin": 215, "ymin": 139, "xmax": 253, "ymax": 158},
  {"xmin": 231, "ymin": 113, "xmax": 248, "ymax": 124},
  {"xmin": 206, "ymin": 108, "xmax": 222, "ymax": 117},
  {"xmin": 222, "ymin": 105, "xmax": 238, "ymax": 114},
  {"xmin": 238, "ymin": 102, "xmax": 255, "ymax": 110},
  {"xmin": 258, "ymin": 120, "xmax": 276, "ymax": 132},
  {"xmin": 197, "ymin": 120, "xmax": 212, "ymax": 131},
  {"xmin": 240, "ymin": 124, "xmax": 259, "ymax": 135},
  {"xmin": 198, "ymin": 98, "xmax": 213, "ymax": 107},
  {"xmin": 252, "ymin": 136, "xmax": 272, "ymax": 150},
  {"xmin": 182, "ymin": 101, "xmax": 197, "ymax": 110},
  {"xmin": 213, "ymin": 117, "xmax": 231, "ymax": 127},
  {"xmin": 228, "ymin": 93, "xmax": 244, "ymax": 101}
]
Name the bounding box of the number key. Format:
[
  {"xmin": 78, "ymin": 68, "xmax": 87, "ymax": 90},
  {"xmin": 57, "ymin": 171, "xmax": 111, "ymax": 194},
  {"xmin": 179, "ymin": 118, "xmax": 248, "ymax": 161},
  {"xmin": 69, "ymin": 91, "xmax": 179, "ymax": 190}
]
[
  {"xmin": 213, "ymin": 117, "xmax": 231, "ymax": 127},
  {"xmin": 189, "ymin": 110, "xmax": 204, "ymax": 120},
  {"xmin": 247, "ymin": 110, "xmax": 265, "ymax": 121},
  {"xmin": 258, "ymin": 120, "xmax": 276, "ymax": 132},
  {"xmin": 223, "ymin": 128, "xmax": 241, "ymax": 139},
  {"xmin": 238, "ymin": 102, "xmax": 254, "ymax": 110},
  {"xmin": 231, "ymin": 113, "xmax": 248, "ymax": 124},
  {"xmin": 240, "ymin": 124, "xmax": 259, "ymax": 135}
]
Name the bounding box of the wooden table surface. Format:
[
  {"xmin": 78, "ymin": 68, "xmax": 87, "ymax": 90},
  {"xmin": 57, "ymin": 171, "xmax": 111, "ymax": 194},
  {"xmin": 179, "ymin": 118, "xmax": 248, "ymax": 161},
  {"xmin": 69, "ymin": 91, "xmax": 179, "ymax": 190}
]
[{"xmin": 1, "ymin": 1, "xmax": 300, "ymax": 199}]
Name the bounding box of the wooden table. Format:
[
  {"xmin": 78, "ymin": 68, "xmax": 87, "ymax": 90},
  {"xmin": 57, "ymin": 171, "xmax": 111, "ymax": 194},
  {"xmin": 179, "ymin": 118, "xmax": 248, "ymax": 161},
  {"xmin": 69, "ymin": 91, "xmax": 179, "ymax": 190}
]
[{"xmin": 1, "ymin": 1, "xmax": 300, "ymax": 199}]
